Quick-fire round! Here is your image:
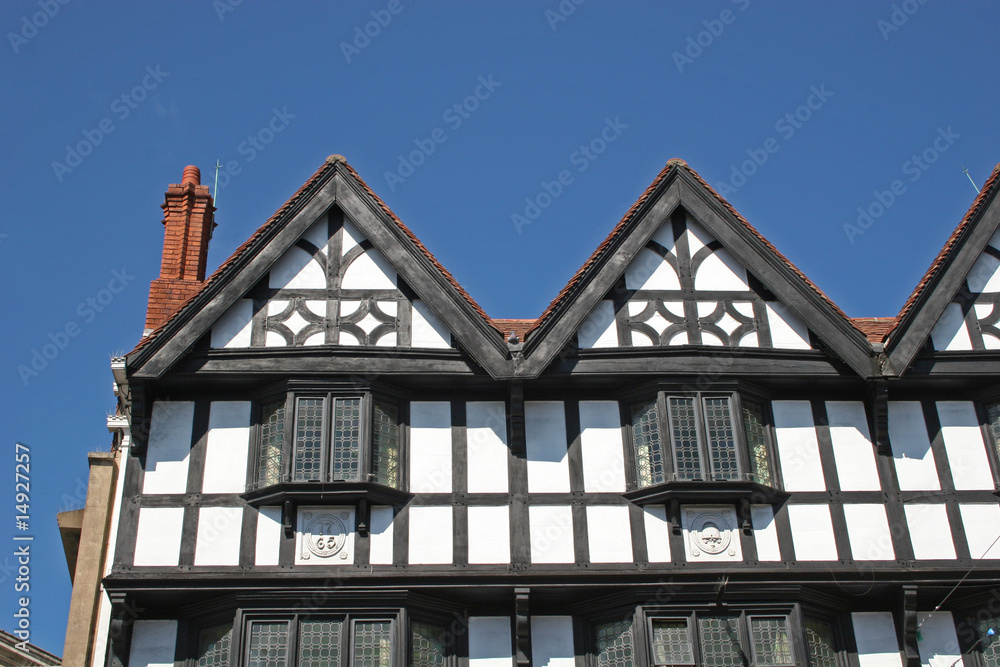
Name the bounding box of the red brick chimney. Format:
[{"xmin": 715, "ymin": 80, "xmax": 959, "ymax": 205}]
[{"xmin": 144, "ymin": 165, "xmax": 216, "ymax": 334}]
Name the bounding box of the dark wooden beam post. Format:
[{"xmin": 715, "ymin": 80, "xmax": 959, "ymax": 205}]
[{"xmin": 515, "ymin": 587, "xmax": 531, "ymax": 667}]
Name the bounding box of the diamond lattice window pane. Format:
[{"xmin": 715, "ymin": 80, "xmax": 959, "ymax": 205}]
[
  {"xmin": 805, "ymin": 619, "xmax": 838, "ymax": 667},
  {"xmin": 697, "ymin": 617, "xmax": 742, "ymax": 667},
  {"xmin": 293, "ymin": 398, "xmax": 325, "ymax": 482},
  {"xmin": 979, "ymin": 617, "xmax": 1000, "ymax": 667},
  {"xmin": 596, "ymin": 619, "xmax": 634, "ymax": 667},
  {"xmin": 650, "ymin": 619, "xmax": 694, "ymax": 666},
  {"xmin": 331, "ymin": 398, "xmax": 362, "ymax": 482},
  {"xmin": 257, "ymin": 402, "xmax": 285, "ymax": 488},
  {"xmin": 742, "ymin": 401, "xmax": 771, "ymax": 485},
  {"xmin": 299, "ymin": 619, "xmax": 343, "ymax": 667},
  {"xmin": 353, "ymin": 621, "xmax": 393, "ymax": 667},
  {"xmin": 197, "ymin": 624, "xmax": 232, "ymax": 667},
  {"xmin": 703, "ymin": 397, "xmax": 739, "ymax": 480},
  {"xmin": 412, "ymin": 621, "xmax": 447, "ymax": 667},
  {"xmin": 668, "ymin": 397, "xmax": 703, "ymax": 481},
  {"xmin": 372, "ymin": 402, "xmax": 400, "ymax": 488},
  {"xmin": 247, "ymin": 621, "xmax": 289, "ymax": 667},
  {"xmin": 632, "ymin": 401, "xmax": 665, "ymax": 487},
  {"xmin": 749, "ymin": 616, "xmax": 793, "ymax": 667}
]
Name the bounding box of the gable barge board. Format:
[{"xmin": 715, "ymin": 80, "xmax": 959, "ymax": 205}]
[
  {"xmin": 335, "ymin": 175, "xmax": 511, "ymax": 377},
  {"xmin": 888, "ymin": 184, "xmax": 1000, "ymax": 373},
  {"xmin": 547, "ymin": 351, "xmax": 849, "ymax": 376},
  {"xmin": 518, "ymin": 173, "xmax": 684, "ymax": 376},
  {"xmin": 674, "ymin": 176, "xmax": 875, "ymax": 377},
  {"xmin": 131, "ymin": 180, "xmax": 340, "ymax": 379}
]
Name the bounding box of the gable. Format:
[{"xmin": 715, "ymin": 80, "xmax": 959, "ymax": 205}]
[
  {"xmin": 576, "ymin": 211, "xmax": 812, "ymax": 351},
  {"xmin": 210, "ymin": 210, "xmax": 452, "ymax": 350},
  {"xmin": 929, "ymin": 227, "xmax": 1000, "ymax": 351}
]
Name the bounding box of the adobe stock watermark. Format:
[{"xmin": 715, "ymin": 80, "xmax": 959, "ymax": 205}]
[
  {"xmin": 877, "ymin": 0, "xmax": 928, "ymax": 40},
  {"xmin": 545, "ymin": 0, "xmax": 586, "ymax": 31},
  {"xmin": 713, "ymin": 84, "xmax": 833, "ymax": 198},
  {"xmin": 7, "ymin": 0, "xmax": 70, "ymax": 54},
  {"xmin": 212, "ymin": 0, "xmax": 242, "ymax": 21},
  {"xmin": 511, "ymin": 116, "xmax": 628, "ymax": 234},
  {"xmin": 340, "ymin": 0, "xmax": 410, "ymax": 63},
  {"xmin": 51, "ymin": 66, "xmax": 170, "ymax": 183},
  {"xmin": 672, "ymin": 0, "xmax": 750, "ymax": 73},
  {"xmin": 16, "ymin": 268, "xmax": 134, "ymax": 385},
  {"xmin": 383, "ymin": 75, "xmax": 502, "ymax": 192},
  {"xmin": 843, "ymin": 126, "xmax": 960, "ymax": 244},
  {"xmin": 214, "ymin": 107, "xmax": 296, "ymax": 190}
]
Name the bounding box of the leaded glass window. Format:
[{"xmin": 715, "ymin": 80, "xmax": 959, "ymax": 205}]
[
  {"xmin": 805, "ymin": 619, "xmax": 838, "ymax": 667},
  {"xmin": 979, "ymin": 617, "xmax": 1000, "ymax": 667},
  {"xmin": 331, "ymin": 397, "xmax": 362, "ymax": 481},
  {"xmin": 372, "ymin": 402, "xmax": 400, "ymax": 488},
  {"xmin": 299, "ymin": 620, "xmax": 343, "ymax": 667},
  {"xmin": 749, "ymin": 616, "xmax": 793, "ymax": 666},
  {"xmin": 742, "ymin": 401, "xmax": 772, "ymax": 485},
  {"xmin": 257, "ymin": 402, "xmax": 286, "ymax": 488},
  {"xmin": 703, "ymin": 397, "xmax": 738, "ymax": 480},
  {"xmin": 668, "ymin": 397, "xmax": 703, "ymax": 481},
  {"xmin": 198, "ymin": 624, "xmax": 232, "ymax": 667},
  {"xmin": 987, "ymin": 403, "xmax": 1000, "ymax": 463},
  {"xmin": 596, "ymin": 619, "xmax": 634, "ymax": 667},
  {"xmin": 247, "ymin": 621, "xmax": 290, "ymax": 667},
  {"xmin": 411, "ymin": 621, "xmax": 446, "ymax": 667},
  {"xmin": 632, "ymin": 401, "xmax": 665, "ymax": 487},
  {"xmin": 354, "ymin": 621, "xmax": 393, "ymax": 667},
  {"xmin": 697, "ymin": 616, "xmax": 742, "ymax": 667},
  {"xmin": 650, "ymin": 619, "xmax": 694, "ymax": 666},
  {"xmin": 293, "ymin": 398, "xmax": 325, "ymax": 482}
]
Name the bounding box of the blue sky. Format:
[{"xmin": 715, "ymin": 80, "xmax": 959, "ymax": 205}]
[{"xmin": 1, "ymin": 0, "xmax": 998, "ymax": 654}]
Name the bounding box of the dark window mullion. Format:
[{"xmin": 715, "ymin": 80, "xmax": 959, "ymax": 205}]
[
  {"xmin": 362, "ymin": 393, "xmax": 373, "ymax": 482},
  {"xmin": 322, "ymin": 393, "xmax": 333, "ymax": 483},
  {"xmin": 282, "ymin": 393, "xmax": 294, "ymax": 483},
  {"xmin": 656, "ymin": 393, "xmax": 675, "ymax": 481},
  {"xmin": 693, "ymin": 393, "xmax": 711, "ymax": 482},
  {"xmin": 730, "ymin": 392, "xmax": 751, "ymax": 481}
]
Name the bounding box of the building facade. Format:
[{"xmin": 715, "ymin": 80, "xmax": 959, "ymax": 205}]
[{"xmin": 83, "ymin": 157, "xmax": 1000, "ymax": 667}]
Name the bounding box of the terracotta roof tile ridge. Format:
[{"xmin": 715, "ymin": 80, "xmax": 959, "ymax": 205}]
[{"xmin": 890, "ymin": 163, "xmax": 1000, "ymax": 338}]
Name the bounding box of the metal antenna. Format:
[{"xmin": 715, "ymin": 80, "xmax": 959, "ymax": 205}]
[
  {"xmin": 963, "ymin": 165, "xmax": 981, "ymax": 194},
  {"xmin": 213, "ymin": 159, "xmax": 223, "ymax": 204}
]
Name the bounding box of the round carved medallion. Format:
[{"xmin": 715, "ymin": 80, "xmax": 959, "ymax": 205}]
[{"xmin": 303, "ymin": 513, "xmax": 348, "ymax": 559}]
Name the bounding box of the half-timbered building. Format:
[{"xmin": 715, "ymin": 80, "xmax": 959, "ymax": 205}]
[{"xmin": 83, "ymin": 156, "xmax": 1000, "ymax": 667}]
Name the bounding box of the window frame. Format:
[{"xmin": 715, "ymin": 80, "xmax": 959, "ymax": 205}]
[{"xmin": 975, "ymin": 397, "xmax": 1000, "ymax": 488}]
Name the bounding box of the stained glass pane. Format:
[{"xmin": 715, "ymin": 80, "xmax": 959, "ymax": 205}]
[
  {"xmin": 412, "ymin": 621, "xmax": 446, "ymax": 667},
  {"xmin": 632, "ymin": 401, "xmax": 665, "ymax": 487},
  {"xmin": 750, "ymin": 617, "xmax": 793, "ymax": 666},
  {"xmin": 596, "ymin": 619, "xmax": 634, "ymax": 667},
  {"xmin": 248, "ymin": 621, "xmax": 289, "ymax": 667},
  {"xmin": 299, "ymin": 620, "xmax": 343, "ymax": 667},
  {"xmin": 293, "ymin": 398, "xmax": 325, "ymax": 482},
  {"xmin": 980, "ymin": 617, "xmax": 1000, "ymax": 667},
  {"xmin": 372, "ymin": 402, "xmax": 400, "ymax": 488},
  {"xmin": 354, "ymin": 621, "xmax": 392, "ymax": 667},
  {"xmin": 332, "ymin": 397, "xmax": 363, "ymax": 482},
  {"xmin": 668, "ymin": 397, "xmax": 703, "ymax": 481},
  {"xmin": 651, "ymin": 619, "xmax": 694, "ymax": 666},
  {"xmin": 697, "ymin": 617, "xmax": 743, "ymax": 667},
  {"xmin": 198, "ymin": 624, "xmax": 232, "ymax": 667},
  {"xmin": 805, "ymin": 619, "xmax": 838, "ymax": 667},
  {"xmin": 742, "ymin": 401, "xmax": 772, "ymax": 486},
  {"xmin": 987, "ymin": 403, "xmax": 1000, "ymax": 463},
  {"xmin": 257, "ymin": 402, "xmax": 285, "ymax": 489},
  {"xmin": 703, "ymin": 397, "xmax": 739, "ymax": 480}
]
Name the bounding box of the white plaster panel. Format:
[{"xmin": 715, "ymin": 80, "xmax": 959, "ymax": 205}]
[
  {"xmin": 586, "ymin": 505, "xmax": 633, "ymax": 563},
  {"xmin": 826, "ymin": 401, "xmax": 881, "ymax": 491},
  {"xmin": 751, "ymin": 505, "xmax": 782, "ymax": 562},
  {"xmin": 529, "ymin": 506, "xmax": 575, "ymax": 564},
  {"xmin": 772, "ymin": 401, "xmax": 826, "ymax": 492},
  {"xmin": 937, "ymin": 401, "xmax": 995, "ymax": 490},
  {"xmin": 843, "ymin": 504, "xmax": 895, "ymax": 561},
  {"xmin": 194, "ymin": 506, "xmax": 243, "ymax": 566},
  {"xmin": 211, "ymin": 298, "xmax": 253, "ymax": 348},
  {"xmin": 578, "ymin": 300, "xmax": 619, "ymax": 348},
  {"xmin": 128, "ymin": 620, "xmax": 178, "ymax": 667},
  {"xmin": 202, "ymin": 401, "xmax": 251, "ymax": 494},
  {"xmin": 967, "ymin": 251, "xmax": 1000, "ymax": 293},
  {"xmin": 408, "ymin": 506, "xmax": 453, "ymax": 564},
  {"xmin": 467, "ymin": 402, "xmax": 509, "ymax": 494},
  {"xmin": 302, "ymin": 217, "xmax": 330, "ymax": 254},
  {"xmin": 264, "ymin": 330, "xmax": 287, "ymax": 347},
  {"xmin": 580, "ymin": 401, "xmax": 626, "ymax": 492},
  {"xmin": 410, "ymin": 402, "xmax": 453, "ymax": 494},
  {"xmin": 765, "ymin": 302, "xmax": 812, "ymax": 349},
  {"xmin": 143, "ymin": 401, "xmax": 194, "ymax": 495},
  {"xmin": 526, "ymin": 402, "xmax": 571, "ymax": 493},
  {"xmin": 693, "ymin": 247, "xmax": 749, "ymax": 291},
  {"xmin": 342, "ymin": 218, "xmax": 365, "ymax": 254},
  {"xmin": 787, "ymin": 504, "xmax": 838, "ymax": 561},
  {"xmin": 889, "ymin": 402, "xmax": 940, "ymax": 491},
  {"xmin": 959, "ymin": 504, "xmax": 1000, "ymax": 558},
  {"xmin": 643, "ymin": 505, "xmax": 672, "ymax": 563},
  {"xmin": 295, "ymin": 506, "xmax": 355, "ymax": 565},
  {"xmin": 342, "ymin": 246, "xmax": 397, "ymax": 289},
  {"xmin": 530, "ymin": 616, "xmax": 575, "ymax": 667},
  {"xmin": 134, "ymin": 507, "xmax": 184, "ymax": 566},
  {"xmin": 412, "ymin": 300, "xmax": 452, "ymax": 348},
  {"xmin": 930, "ymin": 303, "xmax": 973, "ymax": 351},
  {"xmin": 905, "ymin": 504, "xmax": 956, "ymax": 560},
  {"xmin": 916, "ymin": 612, "xmax": 963, "ymax": 667},
  {"xmin": 469, "ymin": 617, "xmax": 513, "ymax": 667},
  {"xmin": 255, "ymin": 506, "xmax": 282, "ymax": 566},
  {"xmin": 651, "ymin": 219, "xmax": 678, "ymax": 250},
  {"xmin": 468, "ymin": 506, "xmax": 511, "ymax": 564},
  {"xmin": 682, "ymin": 505, "xmax": 742, "ymax": 562},
  {"xmin": 269, "ymin": 245, "xmax": 325, "ymax": 289},
  {"xmin": 852, "ymin": 612, "xmax": 902, "ymax": 667},
  {"xmin": 625, "ymin": 247, "xmax": 680, "ymax": 291},
  {"xmin": 369, "ymin": 506, "xmax": 394, "ymax": 565}
]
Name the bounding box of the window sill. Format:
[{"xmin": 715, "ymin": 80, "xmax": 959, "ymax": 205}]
[
  {"xmin": 623, "ymin": 480, "xmax": 787, "ymax": 507},
  {"xmin": 241, "ymin": 481, "xmax": 412, "ymax": 509}
]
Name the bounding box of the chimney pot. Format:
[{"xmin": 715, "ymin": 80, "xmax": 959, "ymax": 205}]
[{"xmin": 181, "ymin": 165, "xmax": 201, "ymax": 186}]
